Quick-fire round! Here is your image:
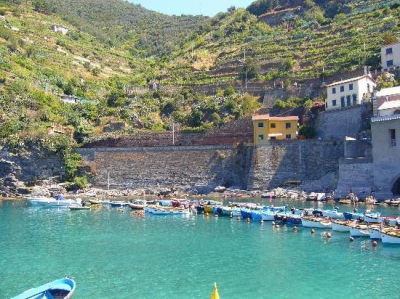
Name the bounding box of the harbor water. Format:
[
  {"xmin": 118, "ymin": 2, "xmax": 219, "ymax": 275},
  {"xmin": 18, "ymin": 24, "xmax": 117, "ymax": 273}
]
[{"xmin": 1, "ymin": 198, "xmax": 400, "ymax": 298}]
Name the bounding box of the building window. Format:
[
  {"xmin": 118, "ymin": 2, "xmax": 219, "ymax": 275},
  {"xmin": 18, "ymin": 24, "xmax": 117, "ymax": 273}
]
[
  {"xmin": 390, "ymin": 129, "xmax": 396, "ymax": 147},
  {"xmin": 332, "ymin": 100, "xmax": 337, "ymax": 106},
  {"xmin": 286, "ymin": 134, "xmax": 291, "ymax": 139},
  {"xmin": 386, "ymin": 48, "xmax": 393, "ymax": 55},
  {"xmin": 349, "ymin": 83, "xmax": 353, "ymax": 90},
  {"xmin": 258, "ymin": 134, "xmax": 264, "ymax": 140},
  {"xmin": 340, "ymin": 86, "xmax": 344, "ymax": 92},
  {"xmin": 352, "ymin": 94, "xmax": 357, "ymax": 105},
  {"xmin": 341, "ymin": 96, "xmax": 345, "ymax": 107},
  {"xmin": 286, "ymin": 122, "xmax": 291, "ymax": 129},
  {"xmin": 332, "ymin": 87, "xmax": 336, "ymax": 94},
  {"xmin": 258, "ymin": 122, "xmax": 264, "ymax": 128},
  {"xmin": 270, "ymin": 123, "xmax": 276, "ymax": 128},
  {"xmin": 387, "ymin": 60, "xmax": 394, "ymax": 67},
  {"xmin": 346, "ymin": 95, "xmax": 351, "ymax": 106}
]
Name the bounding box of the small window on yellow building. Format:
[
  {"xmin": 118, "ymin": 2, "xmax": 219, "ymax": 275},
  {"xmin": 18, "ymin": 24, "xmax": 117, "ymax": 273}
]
[
  {"xmin": 286, "ymin": 134, "xmax": 291, "ymax": 139},
  {"xmin": 286, "ymin": 123, "xmax": 291, "ymax": 129},
  {"xmin": 258, "ymin": 134, "xmax": 264, "ymax": 140},
  {"xmin": 258, "ymin": 122, "xmax": 264, "ymax": 127},
  {"xmin": 270, "ymin": 123, "xmax": 276, "ymax": 128}
]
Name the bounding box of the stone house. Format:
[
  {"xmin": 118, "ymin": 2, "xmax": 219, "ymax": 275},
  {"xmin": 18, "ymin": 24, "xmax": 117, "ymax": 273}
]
[
  {"xmin": 381, "ymin": 41, "xmax": 400, "ymax": 70},
  {"xmin": 325, "ymin": 73, "xmax": 376, "ymax": 111},
  {"xmin": 252, "ymin": 114, "xmax": 298, "ymax": 145},
  {"xmin": 51, "ymin": 24, "xmax": 69, "ymax": 35}
]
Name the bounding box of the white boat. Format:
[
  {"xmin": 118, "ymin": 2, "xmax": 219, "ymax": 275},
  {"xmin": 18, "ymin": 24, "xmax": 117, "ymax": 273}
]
[
  {"xmin": 27, "ymin": 195, "xmax": 82, "ymax": 208},
  {"xmin": 369, "ymin": 226, "xmax": 398, "ymax": 240},
  {"xmin": 349, "ymin": 223, "xmax": 369, "ymax": 237},
  {"xmin": 331, "ymin": 219, "xmax": 351, "ymax": 232},
  {"xmin": 323, "ymin": 209, "xmax": 344, "ymax": 219},
  {"xmin": 127, "ymin": 199, "xmax": 147, "ymax": 210},
  {"xmin": 301, "ymin": 216, "xmax": 332, "ymax": 228},
  {"xmin": 69, "ymin": 205, "xmax": 90, "ymax": 211},
  {"xmin": 381, "ymin": 229, "xmax": 400, "ymax": 244}
]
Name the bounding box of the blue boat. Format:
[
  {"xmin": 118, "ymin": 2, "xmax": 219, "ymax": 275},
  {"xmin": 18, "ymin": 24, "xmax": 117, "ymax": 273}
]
[
  {"xmin": 110, "ymin": 201, "xmax": 127, "ymax": 208},
  {"xmin": 11, "ymin": 277, "xmax": 76, "ymax": 299},
  {"xmin": 343, "ymin": 211, "xmax": 364, "ymax": 220}
]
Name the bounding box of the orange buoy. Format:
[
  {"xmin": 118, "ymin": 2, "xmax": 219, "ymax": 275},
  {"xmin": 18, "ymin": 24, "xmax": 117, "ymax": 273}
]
[{"xmin": 372, "ymin": 240, "xmax": 378, "ymax": 247}]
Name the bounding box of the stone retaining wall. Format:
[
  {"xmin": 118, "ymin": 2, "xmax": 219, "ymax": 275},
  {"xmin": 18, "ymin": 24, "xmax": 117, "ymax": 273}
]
[
  {"xmin": 79, "ymin": 140, "xmax": 346, "ymax": 193},
  {"xmin": 77, "ymin": 145, "xmax": 252, "ymax": 193},
  {"xmin": 249, "ymin": 140, "xmax": 344, "ymax": 190}
]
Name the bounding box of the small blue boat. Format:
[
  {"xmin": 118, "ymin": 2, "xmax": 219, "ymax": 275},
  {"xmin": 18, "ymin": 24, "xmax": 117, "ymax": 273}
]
[{"xmin": 11, "ymin": 277, "xmax": 76, "ymax": 299}]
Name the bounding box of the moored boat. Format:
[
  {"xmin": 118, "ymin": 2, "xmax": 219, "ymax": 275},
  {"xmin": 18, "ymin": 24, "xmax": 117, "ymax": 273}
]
[
  {"xmin": 69, "ymin": 205, "xmax": 90, "ymax": 211},
  {"xmin": 110, "ymin": 201, "xmax": 127, "ymax": 208},
  {"xmin": 381, "ymin": 228, "xmax": 400, "ymax": 244},
  {"xmin": 127, "ymin": 199, "xmax": 147, "ymax": 210},
  {"xmin": 349, "ymin": 223, "xmax": 369, "ymax": 237},
  {"xmin": 331, "ymin": 219, "xmax": 352, "ymax": 232},
  {"xmin": 27, "ymin": 195, "xmax": 82, "ymax": 208},
  {"xmin": 11, "ymin": 277, "xmax": 75, "ymax": 299},
  {"xmin": 301, "ymin": 216, "xmax": 332, "ymax": 228},
  {"xmin": 322, "ymin": 209, "xmax": 344, "ymax": 219},
  {"xmin": 368, "ymin": 225, "xmax": 394, "ymax": 240},
  {"xmin": 363, "ymin": 211, "xmax": 381, "ymax": 223},
  {"xmin": 89, "ymin": 198, "xmax": 102, "ymax": 205}
]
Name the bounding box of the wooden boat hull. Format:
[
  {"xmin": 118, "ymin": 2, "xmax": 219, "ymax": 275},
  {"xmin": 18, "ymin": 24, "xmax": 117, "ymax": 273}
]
[{"xmin": 11, "ymin": 277, "xmax": 75, "ymax": 299}]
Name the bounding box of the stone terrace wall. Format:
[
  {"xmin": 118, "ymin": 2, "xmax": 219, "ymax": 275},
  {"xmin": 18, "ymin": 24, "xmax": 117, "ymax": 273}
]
[
  {"xmin": 77, "ymin": 145, "xmax": 252, "ymax": 192},
  {"xmin": 315, "ymin": 104, "xmax": 370, "ymax": 140},
  {"xmin": 249, "ymin": 140, "xmax": 344, "ymax": 190},
  {"xmin": 82, "ymin": 118, "xmax": 253, "ymax": 148}
]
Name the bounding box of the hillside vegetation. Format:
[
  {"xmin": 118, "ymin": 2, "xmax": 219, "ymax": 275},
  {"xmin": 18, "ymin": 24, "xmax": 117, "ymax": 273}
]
[{"xmin": 0, "ymin": 0, "xmax": 399, "ymax": 186}]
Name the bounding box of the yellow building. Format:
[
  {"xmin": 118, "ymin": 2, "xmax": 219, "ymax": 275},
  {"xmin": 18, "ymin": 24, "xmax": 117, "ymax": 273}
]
[{"xmin": 252, "ymin": 114, "xmax": 299, "ymax": 145}]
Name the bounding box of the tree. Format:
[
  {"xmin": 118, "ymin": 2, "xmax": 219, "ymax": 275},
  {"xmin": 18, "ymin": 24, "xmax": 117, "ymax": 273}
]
[
  {"xmin": 375, "ymin": 72, "xmax": 396, "ymax": 90},
  {"xmin": 32, "ymin": 0, "xmax": 54, "ymax": 14}
]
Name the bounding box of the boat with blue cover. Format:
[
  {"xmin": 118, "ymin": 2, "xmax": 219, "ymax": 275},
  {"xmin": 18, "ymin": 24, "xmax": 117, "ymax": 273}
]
[{"xmin": 11, "ymin": 277, "xmax": 76, "ymax": 299}]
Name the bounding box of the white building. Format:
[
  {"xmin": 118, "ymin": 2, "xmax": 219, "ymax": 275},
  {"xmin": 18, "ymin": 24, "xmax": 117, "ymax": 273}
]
[
  {"xmin": 51, "ymin": 25, "xmax": 69, "ymax": 35},
  {"xmin": 325, "ymin": 74, "xmax": 376, "ymax": 111},
  {"xmin": 381, "ymin": 42, "xmax": 400, "ymax": 70}
]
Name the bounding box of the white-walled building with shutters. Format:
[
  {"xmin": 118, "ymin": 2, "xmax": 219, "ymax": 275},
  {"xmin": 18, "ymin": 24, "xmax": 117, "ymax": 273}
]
[{"xmin": 325, "ymin": 74, "xmax": 376, "ymax": 111}]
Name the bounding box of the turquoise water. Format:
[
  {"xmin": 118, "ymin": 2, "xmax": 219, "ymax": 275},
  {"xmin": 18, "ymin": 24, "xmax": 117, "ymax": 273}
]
[{"xmin": 1, "ymin": 199, "xmax": 400, "ymax": 299}]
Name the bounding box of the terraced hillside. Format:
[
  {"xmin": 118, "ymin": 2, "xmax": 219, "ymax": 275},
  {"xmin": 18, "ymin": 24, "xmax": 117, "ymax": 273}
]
[{"xmin": 167, "ymin": 0, "xmax": 399, "ymax": 86}]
